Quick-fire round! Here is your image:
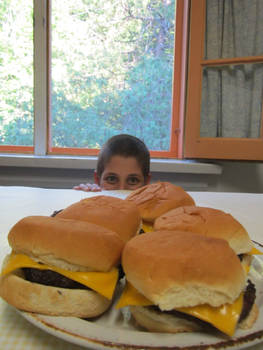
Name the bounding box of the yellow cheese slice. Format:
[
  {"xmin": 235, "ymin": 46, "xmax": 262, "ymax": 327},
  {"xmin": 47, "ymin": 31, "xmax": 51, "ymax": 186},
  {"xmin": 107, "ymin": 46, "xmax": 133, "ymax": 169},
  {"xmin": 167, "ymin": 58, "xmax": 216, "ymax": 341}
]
[
  {"xmin": 141, "ymin": 222, "xmax": 153, "ymax": 233},
  {"xmin": 242, "ymin": 260, "xmax": 250, "ymax": 274},
  {"xmin": 177, "ymin": 294, "xmax": 243, "ymax": 337},
  {"xmin": 249, "ymin": 246, "xmax": 263, "ymax": 255},
  {"xmin": 116, "ymin": 281, "xmax": 152, "ymax": 309},
  {"xmin": 116, "ymin": 282, "xmax": 243, "ymax": 336},
  {"xmin": 1, "ymin": 253, "xmax": 118, "ymax": 299},
  {"xmin": 241, "ymin": 246, "xmax": 263, "ymax": 273}
]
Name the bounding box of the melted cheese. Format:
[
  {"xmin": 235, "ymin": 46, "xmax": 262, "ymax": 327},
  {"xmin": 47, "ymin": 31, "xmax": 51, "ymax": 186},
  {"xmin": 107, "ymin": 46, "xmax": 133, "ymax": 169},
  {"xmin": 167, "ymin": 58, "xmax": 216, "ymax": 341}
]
[
  {"xmin": 249, "ymin": 246, "xmax": 263, "ymax": 255},
  {"xmin": 242, "ymin": 246, "xmax": 263, "ymax": 273},
  {"xmin": 177, "ymin": 294, "xmax": 243, "ymax": 336},
  {"xmin": 116, "ymin": 282, "xmax": 152, "ymax": 309},
  {"xmin": 1, "ymin": 253, "xmax": 118, "ymax": 299},
  {"xmin": 116, "ymin": 282, "xmax": 243, "ymax": 336},
  {"xmin": 141, "ymin": 222, "xmax": 153, "ymax": 233},
  {"xmin": 242, "ymin": 260, "xmax": 250, "ymax": 274}
]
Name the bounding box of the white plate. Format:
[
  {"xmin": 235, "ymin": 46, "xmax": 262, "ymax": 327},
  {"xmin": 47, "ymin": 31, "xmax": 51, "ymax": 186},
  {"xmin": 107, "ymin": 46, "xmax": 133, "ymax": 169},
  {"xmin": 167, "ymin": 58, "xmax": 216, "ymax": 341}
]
[{"xmin": 19, "ymin": 241, "xmax": 263, "ymax": 350}]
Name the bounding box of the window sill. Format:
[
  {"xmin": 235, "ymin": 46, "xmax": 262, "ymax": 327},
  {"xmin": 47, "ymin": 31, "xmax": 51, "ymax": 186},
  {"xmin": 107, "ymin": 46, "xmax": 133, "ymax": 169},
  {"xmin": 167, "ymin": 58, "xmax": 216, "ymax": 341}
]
[{"xmin": 0, "ymin": 154, "xmax": 222, "ymax": 175}]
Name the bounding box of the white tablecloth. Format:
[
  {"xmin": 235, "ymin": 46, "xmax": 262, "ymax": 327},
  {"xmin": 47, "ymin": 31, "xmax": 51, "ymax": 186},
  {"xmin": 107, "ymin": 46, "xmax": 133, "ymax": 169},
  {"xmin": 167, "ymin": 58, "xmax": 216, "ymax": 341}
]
[{"xmin": 0, "ymin": 186, "xmax": 263, "ymax": 350}]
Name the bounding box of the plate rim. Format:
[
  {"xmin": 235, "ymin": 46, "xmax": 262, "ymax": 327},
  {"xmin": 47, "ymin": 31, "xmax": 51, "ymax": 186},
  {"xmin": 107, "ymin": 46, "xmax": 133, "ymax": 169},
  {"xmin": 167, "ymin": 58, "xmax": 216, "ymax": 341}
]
[{"xmin": 18, "ymin": 241, "xmax": 263, "ymax": 350}]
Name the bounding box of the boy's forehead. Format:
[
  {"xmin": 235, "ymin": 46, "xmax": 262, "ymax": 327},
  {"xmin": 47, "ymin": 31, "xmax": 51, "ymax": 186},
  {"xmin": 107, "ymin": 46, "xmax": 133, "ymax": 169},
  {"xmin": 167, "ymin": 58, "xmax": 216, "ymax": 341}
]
[{"xmin": 104, "ymin": 155, "xmax": 143, "ymax": 174}]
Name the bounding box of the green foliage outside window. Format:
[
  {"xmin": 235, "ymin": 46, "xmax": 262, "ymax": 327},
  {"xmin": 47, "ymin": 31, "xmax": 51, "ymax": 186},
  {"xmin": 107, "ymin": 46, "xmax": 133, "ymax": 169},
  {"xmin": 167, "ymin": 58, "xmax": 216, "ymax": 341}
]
[
  {"xmin": 0, "ymin": 0, "xmax": 175, "ymax": 151},
  {"xmin": 0, "ymin": 0, "xmax": 33, "ymax": 146}
]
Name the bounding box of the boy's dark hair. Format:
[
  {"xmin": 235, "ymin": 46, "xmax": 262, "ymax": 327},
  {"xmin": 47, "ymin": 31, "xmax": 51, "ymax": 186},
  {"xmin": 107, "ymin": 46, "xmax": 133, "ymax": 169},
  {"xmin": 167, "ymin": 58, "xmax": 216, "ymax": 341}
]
[{"xmin": 96, "ymin": 134, "xmax": 150, "ymax": 180}]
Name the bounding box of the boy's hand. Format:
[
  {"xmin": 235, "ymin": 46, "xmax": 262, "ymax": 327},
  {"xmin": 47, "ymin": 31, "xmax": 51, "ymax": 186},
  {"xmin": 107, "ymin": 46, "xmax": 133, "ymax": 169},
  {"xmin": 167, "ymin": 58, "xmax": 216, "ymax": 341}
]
[{"xmin": 73, "ymin": 183, "xmax": 102, "ymax": 192}]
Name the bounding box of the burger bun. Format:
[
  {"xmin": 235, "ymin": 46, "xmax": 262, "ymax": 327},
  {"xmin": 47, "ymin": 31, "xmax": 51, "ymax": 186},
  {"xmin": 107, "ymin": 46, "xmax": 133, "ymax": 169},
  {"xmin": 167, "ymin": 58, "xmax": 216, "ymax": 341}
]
[
  {"xmin": 56, "ymin": 195, "xmax": 141, "ymax": 242},
  {"xmin": 126, "ymin": 182, "xmax": 195, "ymax": 224}
]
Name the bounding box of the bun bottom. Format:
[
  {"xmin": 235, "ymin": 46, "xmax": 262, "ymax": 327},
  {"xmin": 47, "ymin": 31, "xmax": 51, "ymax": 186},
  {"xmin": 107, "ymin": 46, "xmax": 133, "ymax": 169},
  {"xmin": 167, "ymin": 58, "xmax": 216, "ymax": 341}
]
[
  {"xmin": 130, "ymin": 303, "xmax": 258, "ymax": 335},
  {"xmin": 130, "ymin": 306, "xmax": 201, "ymax": 333},
  {"xmin": 239, "ymin": 303, "xmax": 259, "ymax": 330},
  {"xmin": 0, "ymin": 270, "xmax": 111, "ymax": 318}
]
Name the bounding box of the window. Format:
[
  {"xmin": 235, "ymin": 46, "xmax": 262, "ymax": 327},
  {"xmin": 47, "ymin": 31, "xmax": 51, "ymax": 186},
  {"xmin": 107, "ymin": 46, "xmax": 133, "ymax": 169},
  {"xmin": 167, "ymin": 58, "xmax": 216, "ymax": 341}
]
[
  {"xmin": 1, "ymin": 0, "xmax": 187, "ymax": 158},
  {"xmin": 0, "ymin": 0, "xmax": 34, "ymax": 152},
  {"xmin": 3, "ymin": 0, "xmax": 261, "ymax": 162},
  {"xmin": 184, "ymin": 0, "xmax": 263, "ymax": 161}
]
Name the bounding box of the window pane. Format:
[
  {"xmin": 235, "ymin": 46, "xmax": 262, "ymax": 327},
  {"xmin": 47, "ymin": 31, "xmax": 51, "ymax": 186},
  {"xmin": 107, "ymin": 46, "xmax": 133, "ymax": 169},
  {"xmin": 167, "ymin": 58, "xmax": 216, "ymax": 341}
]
[
  {"xmin": 0, "ymin": 0, "xmax": 33, "ymax": 146},
  {"xmin": 205, "ymin": 0, "xmax": 263, "ymax": 60},
  {"xmin": 200, "ymin": 63, "xmax": 263, "ymax": 138},
  {"xmin": 51, "ymin": 0, "xmax": 175, "ymax": 151}
]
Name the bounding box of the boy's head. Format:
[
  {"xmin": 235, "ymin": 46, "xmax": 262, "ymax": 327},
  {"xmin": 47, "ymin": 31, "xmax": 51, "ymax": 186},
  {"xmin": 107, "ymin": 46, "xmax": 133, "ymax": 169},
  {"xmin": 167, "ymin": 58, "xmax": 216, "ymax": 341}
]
[{"xmin": 95, "ymin": 134, "xmax": 150, "ymax": 190}]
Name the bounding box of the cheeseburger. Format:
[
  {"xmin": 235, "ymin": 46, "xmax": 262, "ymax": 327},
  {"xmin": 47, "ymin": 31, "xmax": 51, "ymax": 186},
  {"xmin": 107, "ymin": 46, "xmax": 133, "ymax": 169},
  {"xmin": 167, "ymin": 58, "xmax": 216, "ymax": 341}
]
[
  {"xmin": 125, "ymin": 182, "xmax": 195, "ymax": 232},
  {"xmin": 154, "ymin": 206, "xmax": 262, "ymax": 270},
  {"xmin": 56, "ymin": 195, "xmax": 141, "ymax": 243},
  {"xmin": 0, "ymin": 215, "xmax": 124, "ymax": 317},
  {"xmin": 117, "ymin": 231, "xmax": 258, "ymax": 336}
]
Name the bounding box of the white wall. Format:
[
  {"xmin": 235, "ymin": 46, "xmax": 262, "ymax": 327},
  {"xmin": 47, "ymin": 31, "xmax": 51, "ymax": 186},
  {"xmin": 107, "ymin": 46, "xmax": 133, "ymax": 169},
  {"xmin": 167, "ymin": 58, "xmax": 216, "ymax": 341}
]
[{"xmin": 0, "ymin": 161, "xmax": 262, "ymax": 193}]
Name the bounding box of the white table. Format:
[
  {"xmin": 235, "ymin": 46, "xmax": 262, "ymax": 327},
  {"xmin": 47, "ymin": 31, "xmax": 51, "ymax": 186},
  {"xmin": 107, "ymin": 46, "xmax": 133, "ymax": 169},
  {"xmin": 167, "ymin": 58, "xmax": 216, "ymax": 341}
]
[{"xmin": 0, "ymin": 186, "xmax": 263, "ymax": 350}]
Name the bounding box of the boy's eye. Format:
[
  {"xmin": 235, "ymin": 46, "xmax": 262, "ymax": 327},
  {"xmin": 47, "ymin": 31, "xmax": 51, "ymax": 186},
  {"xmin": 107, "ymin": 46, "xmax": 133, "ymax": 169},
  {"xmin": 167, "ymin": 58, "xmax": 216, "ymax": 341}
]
[
  {"xmin": 105, "ymin": 175, "xmax": 118, "ymax": 184},
  {"xmin": 127, "ymin": 176, "xmax": 140, "ymax": 185}
]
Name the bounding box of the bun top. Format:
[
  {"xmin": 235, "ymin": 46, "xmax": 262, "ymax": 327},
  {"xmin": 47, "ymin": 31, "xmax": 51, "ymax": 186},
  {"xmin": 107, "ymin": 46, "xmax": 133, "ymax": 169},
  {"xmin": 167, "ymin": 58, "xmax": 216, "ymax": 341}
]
[
  {"xmin": 8, "ymin": 216, "xmax": 124, "ymax": 272},
  {"xmin": 154, "ymin": 206, "xmax": 253, "ymax": 255},
  {"xmin": 125, "ymin": 182, "xmax": 195, "ymax": 223},
  {"xmin": 56, "ymin": 195, "xmax": 141, "ymax": 242},
  {"xmin": 122, "ymin": 230, "xmax": 246, "ymax": 310}
]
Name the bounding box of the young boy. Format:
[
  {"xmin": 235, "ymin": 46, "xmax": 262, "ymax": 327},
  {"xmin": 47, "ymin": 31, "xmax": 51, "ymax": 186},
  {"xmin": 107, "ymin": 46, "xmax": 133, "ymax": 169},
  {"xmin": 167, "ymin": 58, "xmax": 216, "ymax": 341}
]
[{"xmin": 73, "ymin": 134, "xmax": 151, "ymax": 192}]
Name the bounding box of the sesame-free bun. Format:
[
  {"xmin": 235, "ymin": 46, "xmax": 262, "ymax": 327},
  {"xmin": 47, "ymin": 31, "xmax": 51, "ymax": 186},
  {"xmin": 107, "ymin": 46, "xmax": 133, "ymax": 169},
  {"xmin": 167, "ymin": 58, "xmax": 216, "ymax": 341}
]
[
  {"xmin": 122, "ymin": 231, "xmax": 246, "ymax": 310},
  {"xmin": 129, "ymin": 294, "xmax": 259, "ymax": 335},
  {"xmin": 56, "ymin": 195, "xmax": 141, "ymax": 243},
  {"xmin": 125, "ymin": 182, "xmax": 195, "ymax": 224},
  {"xmin": 0, "ymin": 215, "xmax": 124, "ymax": 317},
  {"xmin": 0, "ymin": 256, "xmax": 111, "ymax": 317},
  {"xmin": 8, "ymin": 215, "xmax": 124, "ymax": 272},
  {"xmin": 154, "ymin": 206, "xmax": 253, "ymax": 255},
  {"xmin": 130, "ymin": 305, "xmax": 203, "ymax": 333}
]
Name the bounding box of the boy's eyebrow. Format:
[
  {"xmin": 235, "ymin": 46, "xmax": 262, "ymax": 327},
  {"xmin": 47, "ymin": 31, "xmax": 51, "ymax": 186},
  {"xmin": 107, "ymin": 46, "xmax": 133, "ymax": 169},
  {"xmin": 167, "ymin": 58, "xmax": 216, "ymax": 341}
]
[
  {"xmin": 104, "ymin": 172, "xmax": 142, "ymax": 178},
  {"xmin": 103, "ymin": 172, "xmax": 117, "ymax": 176}
]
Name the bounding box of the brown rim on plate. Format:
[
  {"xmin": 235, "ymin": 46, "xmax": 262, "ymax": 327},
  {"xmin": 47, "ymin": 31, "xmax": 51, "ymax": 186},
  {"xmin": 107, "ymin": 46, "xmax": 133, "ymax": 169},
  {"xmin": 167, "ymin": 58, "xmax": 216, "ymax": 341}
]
[{"xmin": 17, "ymin": 241, "xmax": 263, "ymax": 350}]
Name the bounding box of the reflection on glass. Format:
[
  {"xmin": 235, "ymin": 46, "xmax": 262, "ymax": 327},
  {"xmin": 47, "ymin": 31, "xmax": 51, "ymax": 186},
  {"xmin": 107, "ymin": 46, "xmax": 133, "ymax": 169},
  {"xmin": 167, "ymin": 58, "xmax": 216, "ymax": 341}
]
[
  {"xmin": 51, "ymin": 0, "xmax": 175, "ymax": 151},
  {"xmin": 200, "ymin": 64, "xmax": 263, "ymax": 138},
  {"xmin": 0, "ymin": 0, "xmax": 33, "ymax": 146}
]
